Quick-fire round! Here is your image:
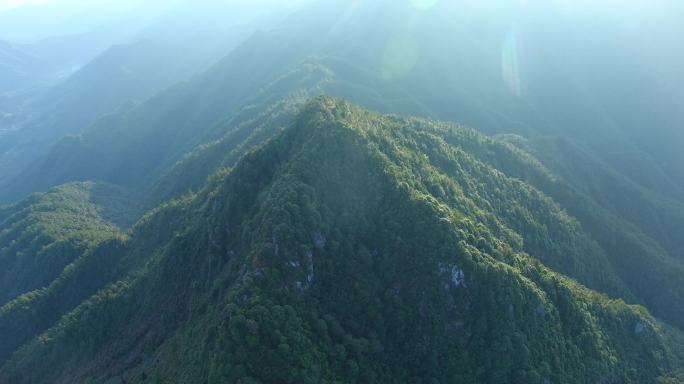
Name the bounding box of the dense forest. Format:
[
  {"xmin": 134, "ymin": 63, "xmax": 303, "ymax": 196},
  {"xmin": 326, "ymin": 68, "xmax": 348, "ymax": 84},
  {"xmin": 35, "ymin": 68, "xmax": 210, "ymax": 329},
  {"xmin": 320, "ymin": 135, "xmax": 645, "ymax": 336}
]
[
  {"xmin": 2, "ymin": 98, "xmax": 683, "ymax": 383},
  {"xmin": 0, "ymin": 0, "xmax": 682, "ymax": 383}
]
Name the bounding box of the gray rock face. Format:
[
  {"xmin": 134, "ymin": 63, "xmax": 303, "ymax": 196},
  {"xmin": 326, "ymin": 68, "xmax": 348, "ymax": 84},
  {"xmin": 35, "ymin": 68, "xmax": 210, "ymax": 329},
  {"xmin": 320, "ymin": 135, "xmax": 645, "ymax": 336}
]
[
  {"xmin": 241, "ymin": 268, "xmax": 264, "ymax": 285},
  {"xmin": 313, "ymin": 232, "xmax": 326, "ymax": 249},
  {"xmin": 438, "ymin": 262, "xmax": 466, "ymax": 289},
  {"xmin": 271, "ymin": 235, "xmax": 279, "ymax": 256},
  {"xmin": 448, "ymin": 320, "xmax": 465, "ymax": 332},
  {"xmin": 634, "ymin": 320, "xmax": 647, "ymax": 335},
  {"xmin": 306, "ymin": 250, "xmax": 314, "ymax": 284}
]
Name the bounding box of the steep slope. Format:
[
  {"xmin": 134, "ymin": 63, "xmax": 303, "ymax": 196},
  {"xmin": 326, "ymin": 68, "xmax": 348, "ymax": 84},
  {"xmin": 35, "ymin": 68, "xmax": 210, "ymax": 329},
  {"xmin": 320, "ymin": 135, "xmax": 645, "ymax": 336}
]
[
  {"xmin": 0, "ymin": 186, "xmax": 188, "ymax": 368},
  {"xmin": 3, "ymin": 1, "xmax": 682, "ymax": 283},
  {"xmin": 143, "ymin": 83, "xmax": 684, "ymax": 331},
  {"xmin": 0, "ymin": 1, "xmax": 681, "ymax": 381},
  {"xmin": 0, "ymin": 41, "xmax": 47, "ymax": 96},
  {"xmin": 0, "ymin": 0, "xmax": 453, "ymax": 202},
  {"xmin": 0, "ymin": 182, "xmax": 133, "ymax": 307},
  {"xmin": 0, "ymin": 40, "xmax": 50, "ymax": 130},
  {"xmin": 0, "ymin": 29, "xmax": 253, "ymax": 196},
  {"xmin": 516, "ymin": 136, "xmax": 684, "ymax": 261},
  {"xmin": 1, "ymin": 99, "xmax": 682, "ymax": 383},
  {"xmin": 1, "ymin": 47, "xmax": 425, "ymax": 204},
  {"xmin": 147, "ymin": 56, "xmax": 424, "ymax": 207},
  {"xmin": 0, "ymin": 30, "xmax": 305, "ymax": 202},
  {"xmin": 0, "ymin": 182, "xmax": 135, "ymax": 364}
]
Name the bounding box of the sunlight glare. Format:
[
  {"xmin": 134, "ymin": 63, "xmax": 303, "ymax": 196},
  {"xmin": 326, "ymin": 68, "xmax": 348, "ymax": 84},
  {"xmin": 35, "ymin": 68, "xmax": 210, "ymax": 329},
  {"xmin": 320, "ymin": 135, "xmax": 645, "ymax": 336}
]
[
  {"xmin": 382, "ymin": 33, "xmax": 419, "ymax": 80},
  {"xmin": 409, "ymin": 0, "xmax": 439, "ymax": 11},
  {"xmin": 501, "ymin": 28, "xmax": 523, "ymax": 97}
]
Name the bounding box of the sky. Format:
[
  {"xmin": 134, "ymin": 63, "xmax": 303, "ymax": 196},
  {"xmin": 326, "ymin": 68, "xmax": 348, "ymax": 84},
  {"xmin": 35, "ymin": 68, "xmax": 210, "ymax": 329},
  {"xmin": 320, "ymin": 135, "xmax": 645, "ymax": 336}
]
[
  {"xmin": 0, "ymin": 0, "xmax": 312, "ymax": 42},
  {"xmin": 0, "ymin": 0, "xmax": 49, "ymax": 12},
  {"xmin": 0, "ymin": 0, "xmax": 681, "ymax": 42},
  {"xmin": 0, "ymin": 0, "xmax": 311, "ymax": 12}
]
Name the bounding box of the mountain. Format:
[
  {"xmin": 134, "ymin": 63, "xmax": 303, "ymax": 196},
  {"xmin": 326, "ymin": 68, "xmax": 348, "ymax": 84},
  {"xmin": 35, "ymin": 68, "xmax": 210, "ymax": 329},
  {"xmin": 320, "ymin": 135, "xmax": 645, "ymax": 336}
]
[
  {"xmin": 0, "ymin": 182, "xmax": 136, "ymax": 364},
  {"xmin": 4, "ymin": 0, "xmax": 684, "ymax": 327},
  {"xmin": 0, "ymin": 42, "xmax": 33, "ymax": 138},
  {"xmin": 4, "ymin": 2, "xmax": 683, "ymax": 333},
  {"xmin": 0, "ymin": 182, "xmax": 132, "ymax": 307},
  {"xmin": 0, "ymin": 23, "xmax": 155, "ymax": 113},
  {"xmin": 0, "ymin": 41, "xmax": 46, "ymax": 95},
  {"xmin": 0, "ymin": 2, "xmax": 302, "ymax": 202},
  {"xmin": 1, "ymin": 98, "xmax": 683, "ymax": 383},
  {"xmin": 143, "ymin": 91, "xmax": 684, "ymax": 331},
  {"xmin": 3, "ymin": 0, "xmax": 682, "ymax": 204},
  {"xmin": 0, "ymin": 1, "xmax": 683, "ymax": 382},
  {"xmin": 0, "ymin": 30, "xmax": 251, "ymax": 182}
]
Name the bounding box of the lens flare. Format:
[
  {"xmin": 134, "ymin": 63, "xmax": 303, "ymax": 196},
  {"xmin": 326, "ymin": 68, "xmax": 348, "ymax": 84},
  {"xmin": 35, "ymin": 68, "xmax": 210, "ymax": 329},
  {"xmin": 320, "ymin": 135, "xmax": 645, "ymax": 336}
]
[
  {"xmin": 501, "ymin": 28, "xmax": 524, "ymax": 97},
  {"xmin": 382, "ymin": 34, "xmax": 419, "ymax": 80}
]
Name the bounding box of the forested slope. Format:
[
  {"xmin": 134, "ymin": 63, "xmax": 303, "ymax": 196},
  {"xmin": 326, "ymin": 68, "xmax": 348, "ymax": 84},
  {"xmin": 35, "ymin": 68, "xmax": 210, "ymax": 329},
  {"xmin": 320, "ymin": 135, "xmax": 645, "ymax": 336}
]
[
  {"xmin": 0, "ymin": 182, "xmax": 132, "ymax": 306},
  {"xmin": 1, "ymin": 99, "xmax": 682, "ymax": 383},
  {"xmin": 0, "ymin": 2, "xmax": 682, "ymax": 382}
]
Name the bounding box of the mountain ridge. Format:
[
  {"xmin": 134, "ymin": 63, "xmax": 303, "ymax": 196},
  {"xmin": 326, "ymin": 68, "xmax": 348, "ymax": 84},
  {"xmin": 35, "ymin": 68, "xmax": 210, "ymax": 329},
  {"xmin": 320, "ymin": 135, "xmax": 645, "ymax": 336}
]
[{"xmin": 0, "ymin": 98, "xmax": 682, "ymax": 383}]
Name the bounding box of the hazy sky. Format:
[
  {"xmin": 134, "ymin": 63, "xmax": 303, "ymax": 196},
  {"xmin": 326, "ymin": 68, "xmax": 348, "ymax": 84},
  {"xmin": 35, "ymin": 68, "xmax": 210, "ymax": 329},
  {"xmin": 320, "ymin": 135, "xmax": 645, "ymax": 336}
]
[
  {"xmin": 0, "ymin": 0, "xmax": 47, "ymax": 12},
  {"xmin": 0, "ymin": 0, "xmax": 312, "ymax": 42},
  {"xmin": 0, "ymin": 0, "xmax": 681, "ymax": 42},
  {"xmin": 0, "ymin": 0, "xmax": 140, "ymax": 12},
  {"xmin": 0, "ymin": 0, "xmax": 311, "ymax": 12}
]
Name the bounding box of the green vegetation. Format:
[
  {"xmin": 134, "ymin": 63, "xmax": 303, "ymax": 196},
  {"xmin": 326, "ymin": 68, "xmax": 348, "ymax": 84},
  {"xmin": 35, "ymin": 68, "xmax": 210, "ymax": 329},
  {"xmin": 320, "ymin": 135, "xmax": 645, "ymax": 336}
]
[
  {"xmin": 1, "ymin": 1, "xmax": 682, "ymax": 381},
  {"xmin": 0, "ymin": 182, "xmax": 136, "ymax": 364},
  {"xmin": 0, "ymin": 182, "xmax": 132, "ymax": 306},
  {"xmin": 1, "ymin": 99, "xmax": 682, "ymax": 383}
]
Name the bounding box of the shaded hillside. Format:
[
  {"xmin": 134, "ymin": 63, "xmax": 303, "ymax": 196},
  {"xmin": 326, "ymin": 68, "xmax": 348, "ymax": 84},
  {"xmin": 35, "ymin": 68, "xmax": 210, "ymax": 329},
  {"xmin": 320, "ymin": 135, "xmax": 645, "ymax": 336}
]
[
  {"xmin": 0, "ymin": 46, "xmax": 427, "ymax": 204},
  {"xmin": 0, "ymin": 183, "xmax": 189, "ymax": 368},
  {"xmin": 0, "ymin": 182, "xmax": 133, "ymax": 307},
  {"xmin": 0, "ymin": 28, "xmax": 253, "ymax": 194},
  {"xmin": 0, "ymin": 41, "xmax": 47, "ymax": 95}
]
